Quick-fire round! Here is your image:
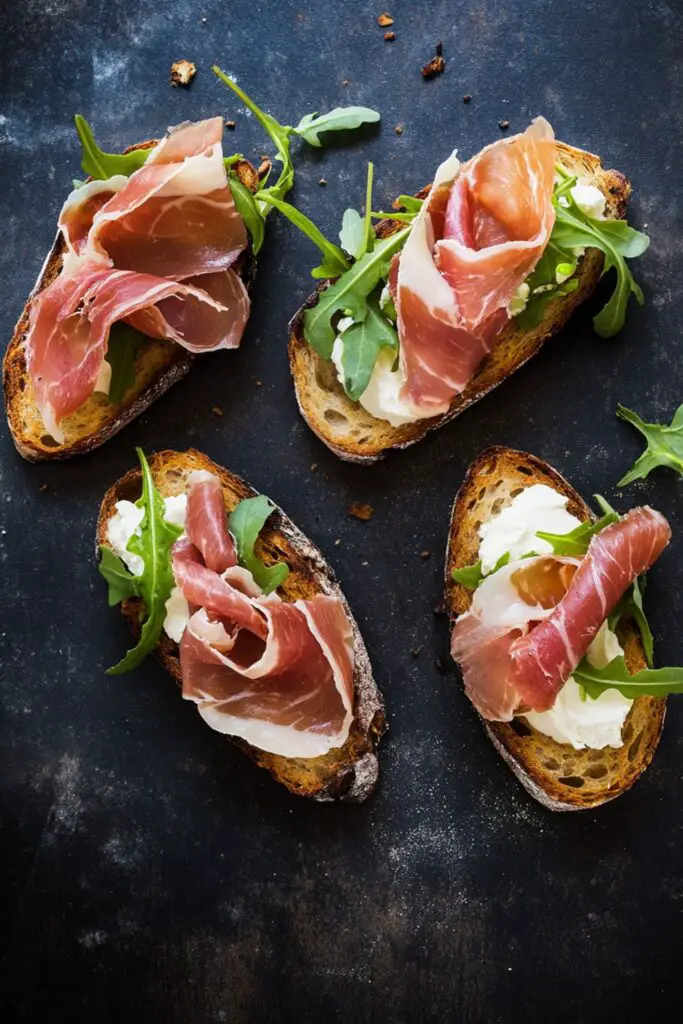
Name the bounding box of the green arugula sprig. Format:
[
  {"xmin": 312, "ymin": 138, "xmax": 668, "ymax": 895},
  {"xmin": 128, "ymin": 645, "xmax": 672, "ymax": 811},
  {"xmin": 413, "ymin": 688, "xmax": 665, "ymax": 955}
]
[
  {"xmin": 99, "ymin": 452, "xmax": 291, "ymax": 671},
  {"xmin": 293, "ymin": 107, "xmax": 380, "ymax": 147},
  {"xmin": 518, "ymin": 166, "xmax": 649, "ymax": 336},
  {"xmin": 574, "ymin": 658, "xmax": 683, "ymax": 700},
  {"xmin": 616, "ymin": 403, "xmax": 683, "ymax": 485},
  {"xmin": 99, "ymin": 449, "xmax": 183, "ymax": 675},
  {"xmin": 451, "ymin": 553, "xmax": 510, "ymax": 589},
  {"xmin": 104, "ymin": 324, "xmax": 145, "ymax": 405},
  {"xmin": 229, "ymin": 495, "xmax": 289, "ymax": 594},
  {"xmin": 74, "ymin": 114, "xmax": 149, "ymax": 180},
  {"xmin": 339, "ymin": 163, "xmax": 376, "ymax": 260}
]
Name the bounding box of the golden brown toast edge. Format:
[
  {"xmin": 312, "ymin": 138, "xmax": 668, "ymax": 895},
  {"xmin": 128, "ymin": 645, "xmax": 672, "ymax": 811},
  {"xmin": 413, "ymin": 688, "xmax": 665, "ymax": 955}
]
[
  {"xmin": 444, "ymin": 445, "xmax": 665, "ymax": 811},
  {"xmin": 96, "ymin": 448, "xmax": 386, "ymax": 802}
]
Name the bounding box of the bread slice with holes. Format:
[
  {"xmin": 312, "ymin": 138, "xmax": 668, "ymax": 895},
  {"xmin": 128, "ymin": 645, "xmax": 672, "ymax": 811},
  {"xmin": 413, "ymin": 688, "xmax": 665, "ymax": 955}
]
[
  {"xmin": 289, "ymin": 142, "xmax": 631, "ymax": 463},
  {"xmin": 444, "ymin": 445, "xmax": 665, "ymax": 811},
  {"xmin": 4, "ymin": 147, "xmax": 259, "ymax": 462},
  {"xmin": 96, "ymin": 448, "xmax": 386, "ymax": 802}
]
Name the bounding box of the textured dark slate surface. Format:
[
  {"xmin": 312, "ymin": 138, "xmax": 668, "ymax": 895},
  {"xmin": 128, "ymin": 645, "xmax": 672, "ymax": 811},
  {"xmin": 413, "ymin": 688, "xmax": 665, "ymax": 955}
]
[{"xmin": 1, "ymin": 1, "xmax": 683, "ymax": 1021}]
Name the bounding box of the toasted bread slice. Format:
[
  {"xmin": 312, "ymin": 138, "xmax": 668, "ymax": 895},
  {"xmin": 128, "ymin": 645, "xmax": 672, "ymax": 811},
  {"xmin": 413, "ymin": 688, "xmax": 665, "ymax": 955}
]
[
  {"xmin": 444, "ymin": 445, "xmax": 665, "ymax": 811},
  {"xmin": 289, "ymin": 142, "xmax": 631, "ymax": 463},
  {"xmin": 96, "ymin": 448, "xmax": 386, "ymax": 802},
  {"xmin": 4, "ymin": 144, "xmax": 258, "ymax": 462}
]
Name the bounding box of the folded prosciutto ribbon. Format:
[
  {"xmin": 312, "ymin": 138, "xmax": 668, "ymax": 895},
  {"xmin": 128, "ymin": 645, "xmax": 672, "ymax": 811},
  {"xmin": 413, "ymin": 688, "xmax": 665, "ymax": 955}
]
[
  {"xmin": 393, "ymin": 117, "xmax": 557, "ymax": 417},
  {"xmin": 25, "ymin": 118, "xmax": 250, "ymax": 442},
  {"xmin": 173, "ymin": 471, "xmax": 356, "ymax": 759}
]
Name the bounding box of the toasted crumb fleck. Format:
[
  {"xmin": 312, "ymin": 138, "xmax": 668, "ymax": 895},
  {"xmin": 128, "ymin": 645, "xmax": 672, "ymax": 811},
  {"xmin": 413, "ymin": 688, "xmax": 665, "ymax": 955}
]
[
  {"xmin": 348, "ymin": 501, "xmax": 374, "ymax": 521},
  {"xmin": 255, "ymin": 379, "xmax": 263, "ymax": 386},
  {"xmin": 394, "ymin": 123, "xmax": 404, "ymax": 135},
  {"xmin": 420, "ymin": 550, "xmax": 430, "ymax": 560},
  {"xmin": 310, "ymin": 463, "xmax": 318, "ymax": 472},
  {"xmin": 334, "ymin": 538, "xmax": 341, "ymax": 546},
  {"xmin": 421, "ymin": 44, "xmax": 446, "ymax": 79},
  {"xmin": 433, "ymin": 600, "xmax": 446, "ymax": 616},
  {"xmin": 257, "ymin": 158, "xmax": 272, "ymax": 178},
  {"xmin": 499, "ymin": 119, "xmax": 510, "ymax": 130},
  {"xmin": 361, "ymin": 560, "xmax": 369, "ymax": 566},
  {"xmin": 318, "ymin": 177, "xmax": 327, "ymax": 186},
  {"xmin": 170, "ymin": 59, "xmax": 196, "ymax": 87},
  {"xmin": 212, "ymin": 405, "xmax": 224, "ymax": 417},
  {"xmin": 412, "ymin": 646, "xmax": 421, "ymax": 658},
  {"xmin": 463, "ymin": 93, "xmax": 472, "ymax": 104},
  {"xmin": 384, "ymin": 31, "xmax": 396, "ymax": 41},
  {"xmin": 342, "ymin": 78, "xmax": 350, "ymax": 87},
  {"xmin": 39, "ymin": 483, "xmax": 50, "ymax": 493},
  {"xmin": 377, "ymin": 12, "xmax": 394, "ymax": 27},
  {"xmin": 225, "ymin": 119, "xmax": 236, "ymax": 129}
]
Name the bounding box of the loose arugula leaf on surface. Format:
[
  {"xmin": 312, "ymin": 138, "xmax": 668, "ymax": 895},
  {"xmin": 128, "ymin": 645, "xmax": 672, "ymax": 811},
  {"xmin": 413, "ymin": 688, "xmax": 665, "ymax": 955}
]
[
  {"xmin": 293, "ymin": 107, "xmax": 380, "ymax": 147},
  {"xmin": 451, "ymin": 553, "xmax": 510, "ymax": 590},
  {"xmin": 106, "ymin": 449, "xmax": 183, "ymax": 675},
  {"xmin": 74, "ymin": 114, "xmax": 149, "ymax": 180},
  {"xmin": 339, "ymin": 291, "xmax": 397, "ymax": 400},
  {"xmin": 229, "ymin": 495, "xmax": 289, "ymax": 595},
  {"xmin": 339, "ymin": 208, "xmax": 367, "ymax": 260},
  {"xmin": 616, "ymin": 403, "xmax": 683, "ymax": 485},
  {"xmin": 98, "ymin": 547, "xmax": 140, "ymax": 607},
  {"xmin": 303, "ymin": 226, "xmax": 410, "ymax": 358},
  {"xmin": 574, "ymin": 656, "xmax": 683, "ymax": 700},
  {"xmin": 105, "ymin": 324, "xmax": 146, "ymax": 405},
  {"xmin": 258, "ymin": 193, "xmax": 349, "ymax": 278},
  {"xmin": 518, "ymin": 171, "xmax": 649, "ymax": 336},
  {"xmin": 228, "ymin": 171, "xmax": 266, "ymax": 253}
]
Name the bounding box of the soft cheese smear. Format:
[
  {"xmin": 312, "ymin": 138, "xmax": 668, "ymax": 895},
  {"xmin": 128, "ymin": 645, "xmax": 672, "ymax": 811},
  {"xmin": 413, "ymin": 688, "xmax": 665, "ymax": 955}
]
[
  {"xmin": 474, "ymin": 485, "xmax": 633, "ymax": 749},
  {"xmin": 106, "ymin": 494, "xmax": 190, "ymax": 640}
]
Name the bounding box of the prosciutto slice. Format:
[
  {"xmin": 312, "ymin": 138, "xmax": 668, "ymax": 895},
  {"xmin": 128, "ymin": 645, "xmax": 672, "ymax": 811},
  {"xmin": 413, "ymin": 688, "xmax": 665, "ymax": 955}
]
[
  {"xmin": 26, "ymin": 263, "xmax": 248, "ymax": 441},
  {"xmin": 395, "ymin": 118, "xmax": 556, "ymax": 416},
  {"xmin": 25, "ymin": 118, "xmax": 250, "ymax": 441},
  {"xmin": 173, "ymin": 472, "xmax": 355, "ymax": 759},
  {"xmin": 451, "ymin": 507, "xmax": 671, "ymax": 721}
]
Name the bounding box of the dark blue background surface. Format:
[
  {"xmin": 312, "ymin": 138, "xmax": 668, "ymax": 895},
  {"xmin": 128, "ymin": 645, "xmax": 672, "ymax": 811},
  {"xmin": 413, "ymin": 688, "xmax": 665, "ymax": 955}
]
[{"xmin": 1, "ymin": 2, "xmax": 682, "ymax": 1021}]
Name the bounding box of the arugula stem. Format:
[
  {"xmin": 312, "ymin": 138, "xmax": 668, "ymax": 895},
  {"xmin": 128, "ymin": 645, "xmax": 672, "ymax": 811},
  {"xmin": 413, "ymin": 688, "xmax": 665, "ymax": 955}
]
[{"xmin": 363, "ymin": 162, "xmax": 374, "ymax": 253}]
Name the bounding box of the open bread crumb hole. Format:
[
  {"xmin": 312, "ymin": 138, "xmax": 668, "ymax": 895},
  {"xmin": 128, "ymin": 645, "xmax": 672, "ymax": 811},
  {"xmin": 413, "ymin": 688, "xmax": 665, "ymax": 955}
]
[
  {"xmin": 510, "ymin": 487, "xmax": 523, "ymax": 498},
  {"xmin": 628, "ymin": 735, "xmax": 643, "ymax": 762},
  {"xmin": 324, "ymin": 408, "xmax": 349, "ymax": 427},
  {"xmin": 517, "ymin": 466, "xmax": 534, "ymax": 476},
  {"xmin": 490, "ymin": 499, "xmax": 504, "ymax": 515},
  {"xmin": 542, "ymin": 758, "xmax": 560, "ymax": 771},
  {"xmin": 585, "ymin": 764, "xmax": 608, "ymax": 779},
  {"xmin": 40, "ymin": 435, "xmax": 60, "ymax": 448},
  {"xmin": 558, "ymin": 776, "xmax": 585, "ymax": 788},
  {"xmin": 622, "ymin": 722, "xmax": 634, "ymax": 743},
  {"xmin": 510, "ymin": 718, "xmax": 532, "ymax": 737}
]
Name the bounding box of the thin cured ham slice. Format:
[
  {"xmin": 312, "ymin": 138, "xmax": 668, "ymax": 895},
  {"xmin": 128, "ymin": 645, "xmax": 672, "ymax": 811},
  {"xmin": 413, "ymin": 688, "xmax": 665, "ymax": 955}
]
[
  {"xmin": 395, "ymin": 118, "xmax": 556, "ymax": 416},
  {"xmin": 25, "ymin": 117, "xmax": 251, "ymax": 440},
  {"xmin": 26, "ymin": 262, "xmax": 248, "ymax": 441},
  {"xmin": 452, "ymin": 508, "xmax": 670, "ymax": 721},
  {"xmin": 173, "ymin": 472, "xmax": 356, "ymax": 758}
]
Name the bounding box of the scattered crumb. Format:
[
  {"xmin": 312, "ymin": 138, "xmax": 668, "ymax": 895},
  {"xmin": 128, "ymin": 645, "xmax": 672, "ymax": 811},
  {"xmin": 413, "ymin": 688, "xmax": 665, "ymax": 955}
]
[
  {"xmin": 499, "ymin": 119, "xmax": 510, "ymax": 130},
  {"xmin": 463, "ymin": 94, "xmax": 472, "ymax": 104},
  {"xmin": 170, "ymin": 59, "xmax": 196, "ymax": 88},
  {"xmin": 420, "ymin": 550, "xmax": 430, "ymax": 560},
  {"xmin": 255, "ymin": 379, "xmax": 263, "ymax": 386},
  {"xmin": 310, "ymin": 463, "xmax": 318, "ymax": 472},
  {"xmin": 421, "ymin": 43, "xmax": 445, "ymax": 79},
  {"xmin": 334, "ymin": 538, "xmax": 341, "ymax": 546},
  {"xmin": 318, "ymin": 177, "xmax": 327, "ymax": 186},
  {"xmin": 201, "ymin": 16, "xmax": 207, "ymax": 24},
  {"xmin": 257, "ymin": 158, "xmax": 272, "ymax": 178},
  {"xmin": 342, "ymin": 78, "xmax": 349, "ymax": 87},
  {"xmin": 225, "ymin": 119, "xmax": 236, "ymax": 129},
  {"xmin": 394, "ymin": 123, "xmax": 404, "ymax": 135},
  {"xmin": 411, "ymin": 646, "xmax": 421, "ymax": 657},
  {"xmin": 39, "ymin": 483, "xmax": 50, "ymax": 493},
  {"xmin": 433, "ymin": 600, "xmax": 446, "ymax": 616},
  {"xmin": 435, "ymin": 657, "xmax": 448, "ymax": 674},
  {"xmin": 212, "ymin": 406, "xmax": 224, "ymax": 417},
  {"xmin": 348, "ymin": 501, "xmax": 374, "ymax": 521},
  {"xmin": 384, "ymin": 31, "xmax": 396, "ymax": 41},
  {"xmin": 377, "ymin": 12, "xmax": 394, "ymax": 27},
  {"xmin": 361, "ymin": 560, "xmax": 369, "ymax": 566}
]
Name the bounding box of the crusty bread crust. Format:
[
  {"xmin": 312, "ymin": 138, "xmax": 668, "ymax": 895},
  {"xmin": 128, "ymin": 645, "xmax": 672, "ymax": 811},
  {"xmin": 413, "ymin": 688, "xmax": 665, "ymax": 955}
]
[
  {"xmin": 289, "ymin": 142, "xmax": 631, "ymax": 463},
  {"xmin": 444, "ymin": 446, "xmax": 665, "ymax": 811},
  {"xmin": 4, "ymin": 143, "xmax": 258, "ymax": 462},
  {"xmin": 96, "ymin": 448, "xmax": 386, "ymax": 802}
]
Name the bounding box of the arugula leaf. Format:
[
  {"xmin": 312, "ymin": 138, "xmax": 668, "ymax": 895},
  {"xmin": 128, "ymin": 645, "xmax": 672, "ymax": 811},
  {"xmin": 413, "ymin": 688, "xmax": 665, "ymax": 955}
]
[
  {"xmin": 536, "ymin": 511, "xmax": 619, "ymax": 557},
  {"xmin": 395, "ymin": 195, "xmax": 424, "ymax": 214},
  {"xmin": 229, "ymin": 495, "xmax": 289, "ymax": 595},
  {"xmin": 106, "ymin": 449, "xmax": 183, "ymax": 675},
  {"xmin": 303, "ymin": 226, "xmax": 410, "ymax": 358},
  {"xmin": 518, "ymin": 173, "xmax": 649, "ymax": 336},
  {"xmin": 339, "ymin": 291, "xmax": 397, "ymax": 400},
  {"xmin": 610, "ymin": 575, "xmax": 654, "ymax": 667},
  {"xmin": 616, "ymin": 403, "xmax": 683, "ymax": 485},
  {"xmin": 98, "ymin": 547, "xmax": 140, "ymax": 607},
  {"xmin": 105, "ymin": 324, "xmax": 145, "ymax": 405},
  {"xmin": 72, "ymin": 178, "xmax": 86, "ymax": 190},
  {"xmin": 258, "ymin": 193, "xmax": 349, "ymax": 278},
  {"xmin": 293, "ymin": 107, "xmax": 380, "ymax": 147},
  {"xmin": 451, "ymin": 553, "xmax": 510, "ymax": 589},
  {"xmin": 74, "ymin": 114, "xmax": 149, "ymax": 180},
  {"xmin": 339, "ymin": 208, "xmax": 367, "ymax": 260},
  {"xmin": 574, "ymin": 656, "xmax": 683, "ymax": 700},
  {"xmin": 228, "ymin": 171, "xmax": 266, "ymax": 253}
]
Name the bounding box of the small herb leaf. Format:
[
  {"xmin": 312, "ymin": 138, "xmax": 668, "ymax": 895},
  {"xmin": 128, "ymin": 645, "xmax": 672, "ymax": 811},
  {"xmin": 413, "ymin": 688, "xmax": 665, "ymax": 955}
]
[
  {"xmin": 339, "ymin": 293, "xmax": 397, "ymax": 401},
  {"xmin": 258, "ymin": 192, "xmax": 349, "ymax": 278},
  {"xmin": 574, "ymin": 656, "xmax": 683, "ymax": 700},
  {"xmin": 228, "ymin": 171, "xmax": 265, "ymax": 253},
  {"xmin": 339, "ymin": 208, "xmax": 367, "ymax": 260},
  {"xmin": 98, "ymin": 547, "xmax": 140, "ymax": 607},
  {"xmin": 229, "ymin": 495, "xmax": 289, "ymax": 595},
  {"xmin": 617, "ymin": 403, "xmax": 683, "ymax": 485},
  {"xmin": 105, "ymin": 324, "xmax": 145, "ymax": 405},
  {"xmin": 74, "ymin": 114, "xmax": 149, "ymax": 180},
  {"xmin": 293, "ymin": 107, "xmax": 380, "ymax": 147}
]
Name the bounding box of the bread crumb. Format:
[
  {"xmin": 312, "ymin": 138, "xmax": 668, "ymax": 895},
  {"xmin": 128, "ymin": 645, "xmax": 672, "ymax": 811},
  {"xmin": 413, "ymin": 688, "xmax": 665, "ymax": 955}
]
[
  {"xmin": 348, "ymin": 501, "xmax": 374, "ymax": 521},
  {"xmin": 257, "ymin": 158, "xmax": 272, "ymax": 178},
  {"xmin": 225, "ymin": 120, "xmax": 236, "ymax": 129},
  {"xmin": 39, "ymin": 483, "xmax": 51, "ymax": 493},
  {"xmin": 433, "ymin": 600, "xmax": 446, "ymax": 616},
  {"xmin": 411, "ymin": 646, "xmax": 421, "ymax": 657},
  {"xmin": 420, "ymin": 550, "xmax": 430, "ymax": 560},
  {"xmin": 334, "ymin": 538, "xmax": 341, "ymax": 546},
  {"xmin": 394, "ymin": 123, "xmax": 404, "ymax": 135},
  {"xmin": 421, "ymin": 42, "xmax": 445, "ymax": 78},
  {"xmin": 255, "ymin": 379, "xmax": 263, "ymax": 386},
  {"xmin": 212, "ymin": 406, "xmax": 224, "ymax": 417},
  {"xmin": 361, "ymin": 560, "xmax": 369, "ymax": 566},
  {"xmin": 463, "ymin": 94, "xmax": 472, "ymax": 104},
  {"xmin": 318, "ymin": 177, "xmax": 327, "ymax": 186},
  {"xmin": 342, "ymin": 78, "xmax": 349, "ymax": 87},
  {"xmin": 310, "ymin": 463, "xmax": 318, "ymax": 472},
  {"xmin": 384, "ymin": 31, "xmax": 396, "ymax": 41},
  {"xmin": 170, "ymin": 59, "xmax": 196, "ymax": 87},
  {"xmin": 499, "ymin": 119, "xmax": 510, "ymax": 130},
  {"xmin": 377, "ymin": 12, "xmax": 394, "ymax": 27}
]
